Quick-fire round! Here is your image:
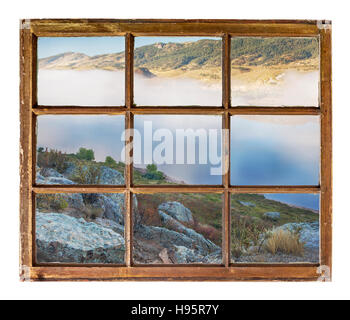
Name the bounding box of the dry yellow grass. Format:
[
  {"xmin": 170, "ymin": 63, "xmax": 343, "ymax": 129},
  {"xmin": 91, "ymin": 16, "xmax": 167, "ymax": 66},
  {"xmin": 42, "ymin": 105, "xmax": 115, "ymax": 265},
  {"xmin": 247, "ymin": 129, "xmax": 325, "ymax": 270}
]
[
  {"xmin": 264, "ymin": 229, "xmax": 305, "ymax": 256},
  {"xmin": 149, "ymin": 58, "xmax": 318, "ymax": 85}
]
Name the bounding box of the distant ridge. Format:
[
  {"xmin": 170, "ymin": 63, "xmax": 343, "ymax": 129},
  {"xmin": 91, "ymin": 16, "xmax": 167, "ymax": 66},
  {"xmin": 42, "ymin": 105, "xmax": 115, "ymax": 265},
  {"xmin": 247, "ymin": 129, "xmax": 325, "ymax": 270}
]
[{"xmin": 38, "ymin": 38, "xmax": 319, "ymax": 73}]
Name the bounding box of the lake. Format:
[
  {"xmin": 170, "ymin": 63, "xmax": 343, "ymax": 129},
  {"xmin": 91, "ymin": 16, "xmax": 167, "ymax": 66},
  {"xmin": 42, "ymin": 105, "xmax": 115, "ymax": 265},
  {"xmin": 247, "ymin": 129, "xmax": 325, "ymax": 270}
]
[{"xmin": 37, "ymin": 70, "xmax": 320, "ymax": 210}]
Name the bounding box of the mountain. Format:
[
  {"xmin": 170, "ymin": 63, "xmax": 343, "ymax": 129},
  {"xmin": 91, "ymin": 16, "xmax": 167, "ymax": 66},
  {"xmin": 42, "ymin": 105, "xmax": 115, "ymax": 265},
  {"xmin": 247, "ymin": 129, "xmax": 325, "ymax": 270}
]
[{"xmin": 38, "ymin": 38, "xmax": 319, "ymax": 74}]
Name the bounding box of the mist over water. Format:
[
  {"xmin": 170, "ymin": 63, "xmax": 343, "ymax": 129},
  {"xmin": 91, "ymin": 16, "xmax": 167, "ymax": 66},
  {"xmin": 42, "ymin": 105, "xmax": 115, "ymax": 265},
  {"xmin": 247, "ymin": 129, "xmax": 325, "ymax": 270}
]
[
  {"xmin": 134, "ymin": 74, "xmax": 222, "ymax": 106},
  {"xmin": 39, "ymin": 69, "xmax": 318, "ymax": 107},
  {"xmin": 38, "ymin": 70, "xmax": 125, "ymax": 106},
  {"xmin": 232, "ymin": 71, "xmax": 319, "ymax": 107}
]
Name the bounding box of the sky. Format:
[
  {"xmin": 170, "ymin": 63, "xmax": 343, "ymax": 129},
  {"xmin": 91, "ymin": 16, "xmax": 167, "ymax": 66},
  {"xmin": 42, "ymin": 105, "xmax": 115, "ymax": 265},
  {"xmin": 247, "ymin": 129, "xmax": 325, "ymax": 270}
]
[{"xmin": 38, "ymin": 36, "xmax": 219, "ymax": 58}]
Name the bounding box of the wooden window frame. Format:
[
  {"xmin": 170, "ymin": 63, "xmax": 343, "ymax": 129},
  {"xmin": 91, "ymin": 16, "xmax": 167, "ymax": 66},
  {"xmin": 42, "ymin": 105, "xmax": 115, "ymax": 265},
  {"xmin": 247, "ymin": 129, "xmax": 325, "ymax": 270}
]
[{"xmin": 19, "ymin": 19, "xmax": 332, "ymax": 282}]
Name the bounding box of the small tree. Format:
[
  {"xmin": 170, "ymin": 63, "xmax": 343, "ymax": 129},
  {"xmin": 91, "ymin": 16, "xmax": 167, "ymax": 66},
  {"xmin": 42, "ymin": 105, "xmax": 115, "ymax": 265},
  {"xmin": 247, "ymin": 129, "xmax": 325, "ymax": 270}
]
[
  {"xmin": 146, "ymin": 164, "xmax": 158, "ymax": 173},
  {"xmin": 144, "ymin": 164, "xmax": 165, "ymax": 180},
  {"xmin": 105, "ymin": 156, "xmax": 117, "ymax": 168},
  {"xmin": 76, "ymin": 147, "xmax": 95, "ymax": 161}
]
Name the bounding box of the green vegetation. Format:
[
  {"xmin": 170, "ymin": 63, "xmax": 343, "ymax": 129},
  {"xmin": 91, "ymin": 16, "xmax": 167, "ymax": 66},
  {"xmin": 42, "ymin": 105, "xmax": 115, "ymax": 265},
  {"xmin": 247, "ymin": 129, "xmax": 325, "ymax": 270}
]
[
  {"xmin": 143, "ymin": 164, "xmax": 165, "ymax": 181},
  {"xmin": 37, "ymin": 148, "xmax": 68, "ymax": 173},
  {"xmin": 134, "ymin": 39, "xmax": 222, "ymax": 71},
  {"xmin": 231, "ymin": 37, "xmax": 319, "ymax": 66},
  {"xmin": 105, "ymin": 156, "xmax": 117, "ymax": 168},
  {"xmin": 70, "ymin": 162, "xmax": 101, "ymax": 184},
  {"xmin": 136, "ymin": 193, "xmax": 223, "ymax": 245},
  {"xmin": 76, "ymin": 147, "xmax": 95, "ymax": 161},
  {"xmin": 37, "ymin": 146, "xmax": 318, "ymax": 258},
  {"xmin": 231, "ymin": 194, "xmax": 318, "ymax": 225},
  {"xmin": 36, "ymin": 194, "xmax": 68, "ymax": 212},
  {"xmin": 230, "ymin": 194, "xmax": 318, "ymax": 258}
]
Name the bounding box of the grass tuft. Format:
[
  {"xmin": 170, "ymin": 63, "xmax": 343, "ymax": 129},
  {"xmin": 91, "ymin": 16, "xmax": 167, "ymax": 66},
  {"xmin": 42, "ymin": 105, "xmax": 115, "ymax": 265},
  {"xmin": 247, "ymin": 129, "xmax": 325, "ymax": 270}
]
[{"xmin": 264, "ymin": 229, "xmax": 305, "ymax": 256}]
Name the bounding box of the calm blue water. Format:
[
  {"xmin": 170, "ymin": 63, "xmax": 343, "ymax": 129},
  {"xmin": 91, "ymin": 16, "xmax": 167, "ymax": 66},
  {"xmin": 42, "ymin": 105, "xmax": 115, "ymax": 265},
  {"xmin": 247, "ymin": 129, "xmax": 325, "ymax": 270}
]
[
  {"xmin": 264, "ymin": 193, "xmax": 319, "ymax": 211},
  {"xmin": 230, "ymin": 116, "xmax": 320, "ymax": 186},
  {"xmin": 134, "ymin": 115, "xmax": 223, "ymax": 185},
  {"xmin": 37, "ymin": 115, "xmax": 126, "ymax": 163},
  {"xmin": 38, "ymin": 115, "xmax": 321, "ymax": 202}
]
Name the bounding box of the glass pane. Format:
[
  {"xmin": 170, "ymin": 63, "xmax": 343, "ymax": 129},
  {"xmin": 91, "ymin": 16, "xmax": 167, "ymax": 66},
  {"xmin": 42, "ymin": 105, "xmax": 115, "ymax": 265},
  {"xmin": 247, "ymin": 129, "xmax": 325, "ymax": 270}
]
[
  {"xmin": 134, "ymin": 37, "xmax": 222, "ymax": 106},
  {"xmin": 231, "ymin": 37, "xmax": 319, "ymax": 106},
  {"xmin": 36, "ymin": 193, "xmax": 125, "ymax": 264},
  {"xmin": 38, "ymin": 37, "xmax": 125, "ymax": 106},
  {"xmin": 231, "ymin": 193, "xmax": 319, "ymax": 263},
  {"xmin": 133, "ymin": 193, "xmax": 222, "ymax": 264},
  {"xmin": 133, "ymin": 115, "xmax": 223, "ymax": 185},
  {"xmin": 36, "ymin": 115, "xmax": 125, "ymax": 185},
  {"xmin": 230, "ymin": 115, "xmax": 320, "ymax": 185}
]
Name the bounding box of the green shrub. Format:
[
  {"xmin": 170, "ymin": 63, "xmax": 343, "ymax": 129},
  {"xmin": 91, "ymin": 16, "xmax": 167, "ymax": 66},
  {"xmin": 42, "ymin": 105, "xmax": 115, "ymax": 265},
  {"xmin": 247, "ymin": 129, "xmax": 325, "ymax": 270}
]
[
  {"xmin": 36, "ymin": 194, "xmax": 68, "ymax": 212},
  {"xmin": 105, "ymin": 156, "xmax": 117, "ymax": 168},
  {"xmin": 71, "ymin": 163, "xmax": 101, "ymax": 184},
  {"xmin": 76, "ymin": 147, "xmax": 95, "ymax": 161},
  {"xmin": 144, "ymin": 164, "xmax": 165, "ymax": 181},
  {"xmin": 231, "ymin": 214, "xmax": 269, "ymax": 258}
]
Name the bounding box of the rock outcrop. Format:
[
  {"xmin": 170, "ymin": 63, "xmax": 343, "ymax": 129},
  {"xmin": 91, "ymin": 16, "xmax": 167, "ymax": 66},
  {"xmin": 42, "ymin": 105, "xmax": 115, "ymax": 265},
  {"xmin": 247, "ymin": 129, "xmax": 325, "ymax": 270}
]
[
  {"xmin": 99, "ymin": 166, "xmax": 125, "ymax": 185},
  {"xmin": 278, "ymin": 222, "xmax": 319, "ymax": 250},
  {"xmin": 95, "ymin": 193, "xmax": 125, "ymax": 224},
  {"xmin": 35, "ymin": 165, "xmax": 220, "ymax": 265},
  {"xmin": 158, "ymin": 210, "xmax": 219, "ymax": 253},
  {"xmin": 263, "ymin": 212, "xmax": 281, "ymax": 221},
  {"xmin": 158, "ymin": 201, "xmax": 194, "ymax": 224},
  {"xmin": 36, "ymin": 212, "xmax": 125, "ymax": 264}
]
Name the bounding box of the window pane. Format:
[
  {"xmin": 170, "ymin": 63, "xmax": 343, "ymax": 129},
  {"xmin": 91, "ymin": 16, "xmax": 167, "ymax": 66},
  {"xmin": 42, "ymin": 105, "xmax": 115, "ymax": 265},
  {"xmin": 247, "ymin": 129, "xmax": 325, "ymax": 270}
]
[
  {"xmin": 133, "ymin": 193, "xmax": 222, "ymax": 264},
  {"xmin": 36, "ymin": 115, "xmax": 125, "ymax": 185},
  {"xmin": 231, "ymin": 37, "xmax": 319, "ymax": 106},
  {"xmin": 230, "ymin": 115, "xmax": 320, "ymax": 185},
  {"xmin": 36, "ymin": 193, "xmax": 125, "ymax": 264},
  {"xmin": 231, "ymin": 193, "xmax": 319, "ymax": 263},
  {"xmin": 134, "ymin": 37, "xmax": 222, "ymax": 106},
  {"xmin": 133, "ymin": 115, "xmax": 223, "ymax": 185},
  {"xmin": 38, "ymin": 37, "xmax": 125, "ymax": 106}
]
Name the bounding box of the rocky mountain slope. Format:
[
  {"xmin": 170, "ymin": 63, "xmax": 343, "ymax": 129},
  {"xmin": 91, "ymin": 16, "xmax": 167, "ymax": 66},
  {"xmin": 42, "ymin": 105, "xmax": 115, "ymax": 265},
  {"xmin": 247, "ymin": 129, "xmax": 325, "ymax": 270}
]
[{"xmin": 35, "ymin": 148, "xmax": 319, "ymax": 264}]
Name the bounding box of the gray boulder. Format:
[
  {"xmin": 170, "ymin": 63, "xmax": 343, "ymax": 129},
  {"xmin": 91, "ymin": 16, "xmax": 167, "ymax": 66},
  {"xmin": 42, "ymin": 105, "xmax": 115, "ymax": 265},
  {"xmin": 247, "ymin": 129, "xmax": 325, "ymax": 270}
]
[
  {"xmin": 238, "ymin": 201, "xmax": 255, "ymax": 207},
  {"xmin": 39, "ymin": 167, "xmax": 64, "ymax": 178},
  {"xmin": 95, "ymin": 217, "xmax": 124, "ymax": 236},
  {"xmin": 158, "ymin": 210, "xmax": 219, "ymax": 253},
  {"xmin": 36, "ymin": 173, "xmax": 46, "ymax": 184},
  {"xmin": 63, "ymin": 162, "xmax": 76, "ymax": 177},
  {"xmin": 44, "ymin": 176, "xmax": 76, "ymax": 185},
  {"xmin": 99, "ymin": 166, "xmax": 125, "ymax": 185},
  {"xmin": 172, "ymin": 246, "xmax": 203, "ymax": 264},
  {"xmin": 62, "ymin": 193, "xmax": 85, "ymax": 210},
  {"xmin": 158, "ymin": 201, "xmax": 194, "ymax": 223},
  {"xmin": 263, "ymin": 212, "xmax": 281, "ymax": 221},
  {"xmin": 172, "ymin": 246, "xmax": 222, "ymax": 264},
  {"xmin": 36, "ymin": 212, "xmax": 125, "ymax": 264},
  {"xmin": 96, "ymin": 194, "xmax": 125, "ymax": 225},
  {"xmin": 279, "ymin": 222, "xmax": 319, "ymax": 250}
]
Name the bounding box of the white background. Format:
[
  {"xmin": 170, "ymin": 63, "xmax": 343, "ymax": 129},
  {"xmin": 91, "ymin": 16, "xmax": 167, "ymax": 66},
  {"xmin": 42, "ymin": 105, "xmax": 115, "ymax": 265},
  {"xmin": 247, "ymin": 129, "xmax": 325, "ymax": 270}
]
[{"xmin": 0, "ymin": 0, "xmax": 348, "ymax": 300}]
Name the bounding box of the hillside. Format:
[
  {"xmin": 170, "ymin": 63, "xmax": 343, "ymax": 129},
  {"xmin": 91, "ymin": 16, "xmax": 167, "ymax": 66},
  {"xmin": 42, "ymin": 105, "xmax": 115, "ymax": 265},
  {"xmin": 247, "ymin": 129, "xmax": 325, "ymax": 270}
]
[
  {"xmin": 36, "ymin": 147, "xmax": 319, "ymax": 263},
  {"xmin": 38, "ymin": 38, "xmax": 319, "ymax": 82}
]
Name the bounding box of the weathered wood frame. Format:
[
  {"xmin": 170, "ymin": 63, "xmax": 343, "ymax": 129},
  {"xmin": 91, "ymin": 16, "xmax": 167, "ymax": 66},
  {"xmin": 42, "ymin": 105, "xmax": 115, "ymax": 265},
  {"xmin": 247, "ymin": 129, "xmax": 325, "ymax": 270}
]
[{"xmin": 20, "ymin": 19, "xmax": 332, "ymax": 281}]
